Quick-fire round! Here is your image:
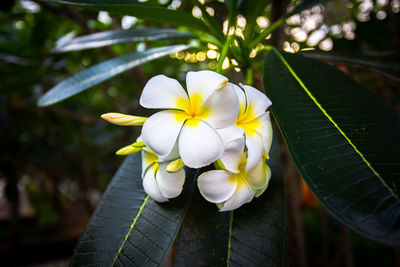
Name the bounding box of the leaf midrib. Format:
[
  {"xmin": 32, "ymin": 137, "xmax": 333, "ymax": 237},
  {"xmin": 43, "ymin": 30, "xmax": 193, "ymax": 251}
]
[
  {"xmin": 111, "ymin": 195, "xmax": 150, "ymax": 266},
  {"xmin": 270, "ymin": 47, "xmax": 400, "ymax": 204}
]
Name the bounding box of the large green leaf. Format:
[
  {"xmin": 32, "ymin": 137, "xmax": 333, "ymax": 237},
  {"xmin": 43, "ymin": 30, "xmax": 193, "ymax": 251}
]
[
  {"xmin": 263, "ymin": 48, "xmax": 400, "ymax": 245},
  {"xmin": 38, "ymin": 45, "xmax": 189, "ymax": 106},
  {"xmin": 52, "ymin": 28, "xmax": 194, "ymax": 52},
  {"xmin": 175, "ymin": 134, "xmax": 287, "ymax": 266},
  {"xmin": 302, "ymin": 51, "xmax": 400, "ymax": 81},
  {"xmin": 44, "ymin": 0, "xmax": 209, "ymax": 32},
  {"xmin": 70, "ymin": 152, "xmax": 198, "ymax": 266}
]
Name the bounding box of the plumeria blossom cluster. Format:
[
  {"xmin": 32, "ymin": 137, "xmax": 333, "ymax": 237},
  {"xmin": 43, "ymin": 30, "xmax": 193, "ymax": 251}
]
[{"xmin": 101, "ymin": 71, "xmax": 273, "ymax": 211}]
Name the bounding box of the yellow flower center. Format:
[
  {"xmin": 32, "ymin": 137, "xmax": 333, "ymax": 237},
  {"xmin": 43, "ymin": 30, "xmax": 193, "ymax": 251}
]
[
  {"xmin": 175, "ymin": 93, "xmax": 210, "ymax": 127},
  {"xmin": 229, "ymin": 159, "xmax": 248, "ymax": 188},
  {"xmin": 235, "ymin": 104, "xmax": 262, "ymax": 137}
]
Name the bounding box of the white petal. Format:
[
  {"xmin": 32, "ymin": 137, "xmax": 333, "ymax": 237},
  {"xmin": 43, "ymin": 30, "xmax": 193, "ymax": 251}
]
[
  {"xmin": 186, "ymin": 70, "xmax": 228, "ymax": 101},
  {"xmin": 156, "ymin": 162, "xmax": 185, "ymax": 198},
  {"xmin": 247, "ymin": 157, "xmax": 267, "ymax": 189},
  {"xmin": 220, "ymin": 137, "xmax": 245, "ymax": 173},
  {"xmin": 179, "ymin": 119, "xmax": 224, "ymax": 168},
  {"xmin": 200, "ymin": 82, "xmax": 239, "ymax": 128},
  {"xmin": 245, "ymin": 132, "xmax": 264, "ymax": 172},
  {"xmin": 255, "ymin": 162, "xmax": 272, "ymax": 197},
  {"xmin": 140, "ymin": 75, "xmax": 189, "ymax": 109},
  {"xmin": 142, "ymin": 164, "xmax": 168, "ymax": 202},
  {"xmin": 217, "ymin": 124, "xmax": 244, "ymax": 145},
  {"xmin": 159, "ymin": 142, "xmax": 180, "ymax": 162},
  {"xmin": 231, "ymin": 83, "xmax": 247, "ymax": 117},
  {"xmin": 219, "ymin": 183, "xmax": 254, "ymax": 211},
  {"xmin": 198, "ymin": 170, "xmax": 237, "ymax": 203},
  {"xmin": 241, "ymin": 84, "xmax": 272, "ymax": 119},
  {"xmin": 142, "ymin": 110, "xmax": 187, "ymax": 156},
  {"xmin": 141, "ymin": 150, "xmax": 158, "ymax": 177},
  {"xmin": 257, "ymin": 112, "xmax": 273, "ymax": 156}
]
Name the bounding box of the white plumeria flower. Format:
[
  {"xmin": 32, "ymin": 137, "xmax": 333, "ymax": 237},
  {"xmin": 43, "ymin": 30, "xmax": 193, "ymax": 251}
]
[
  {"xmin": 197, "ymin": 149, "xmax": 271, "ymax": 211},
  {"xmin": 140, "ymin": 71, "xmax": 239, "ymax": 168},
  {"xmin": 141, "ymin": 146, "xmax": 185, "ymax": 202},
  {"xmin": 218, "ymin": 83, "xmax": 272, "ymax": 172}
]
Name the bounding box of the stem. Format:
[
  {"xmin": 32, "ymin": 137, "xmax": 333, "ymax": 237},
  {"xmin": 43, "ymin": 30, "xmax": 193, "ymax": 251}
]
[
  {"xmin": 246, "ymin": 68, "xmax": 253, "ymax": 85},
  {"xmin": 249, "ymin": 17, "xmax": 285, "ymax": 49},
  {"xmin": 216, "ymin": 34, "xmax": 234, "ymax": 74}
]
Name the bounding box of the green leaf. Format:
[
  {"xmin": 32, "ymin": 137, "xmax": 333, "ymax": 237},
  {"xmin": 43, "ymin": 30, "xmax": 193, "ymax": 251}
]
[
  {"xmin": 263, "ymin": 48, "xmax": 400, "ymax": 246},
  {"xmin": 175, "ymin": 134, "xmax": 287, "ymax": 266},
  {"xmin": 44, "ymin": 0, "xmax": 209, "ymax": 32},
  {"xmin": 286, "ymin": 0, "xmax": 332, "ymax": 18},
  {"xmin": 302, "ymin": 51, "xmax": 400, "ymax": 81},
  {"xmin": 38, "ymin": 45, "xmax": 190, "ymax": 106},
  {"xmin": 52, "ymin": 28, "xmax": 195, "ymax": 52},
  {"xmin": 70, "ymin": 152, "xmax": 198, "ymax": 266}
]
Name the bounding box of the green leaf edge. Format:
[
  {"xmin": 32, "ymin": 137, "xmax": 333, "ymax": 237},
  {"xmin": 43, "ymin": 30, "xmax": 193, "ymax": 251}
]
[{"xmin": 269, "ymin": 47, "xmax": 400, "ymax": 204}]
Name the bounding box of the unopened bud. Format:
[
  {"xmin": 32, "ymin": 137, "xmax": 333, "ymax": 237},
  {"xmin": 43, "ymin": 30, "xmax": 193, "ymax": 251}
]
[
  {"xmin": 116, "ymin": 145, "xmax": 141, "ymax": 156},
  {"xmin": 101, "ymin": 113, "xmax": 147, "ymax": 126},
  {"xmin": 166, "ymin": 158, "xmax": 184, "ymax": 173},
  {"xmin": 131, "ymin": 141, "xmax": 145, "ymax": 148}
]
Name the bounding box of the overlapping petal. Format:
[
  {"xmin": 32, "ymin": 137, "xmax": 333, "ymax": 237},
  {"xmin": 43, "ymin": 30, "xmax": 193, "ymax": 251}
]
[
  {"xmin": 241, "ymin": 84, "xmax": 272, "ymax": 119},
  {"xmin": 186, "ymin": 70, "xmax": 228, "ymax": 101},
  {"xmin": 231, "ymin": 83, "xmax": 247, "ymax": 117},
  {"xmin": 156, "ymin": 162, "xmax": 185, "ymax": 198},
  {"xmin": 247, "ymin": 157, "xmax": 268, "ymax": 189},
  {"xmin": 257, "ymin": 112, "xmax": 273, "ymax": 157},
  {"xmin": 255, "ymin": 162, "xmax": 271, "ymax": 197},
  {"xmin": 217, "ymin": 124, "xmax": 244, "ymax": 145},
  {"xmin": 140, "ymin": 75, "xmax": 189, "ymax": 109},
  {"xmin": 219, "ymin": 183, "xmax": 254, "ymax": 211},
  {"xmin": 197, "ymin": 170, "xmax": 237, "ymax": 203},
  {"xmin": 219, "ymin": 137, "xmax": 245, "ymax": 173},
  {"xmin": 142, "ymin": 110, "xmax": 187, "ymax": 156},
  {"xmin": 142, "ymin": 164, "xmax": 168, "ymax": 203},
  {"xmin": 178, "ymin": 119, "xmax": 224, "ymax": 168},
  {"xmin": 245, "ymin": 132, "xmax": 264, "ymax": 171},
  {"xmin": 200, "ymin": 82, "xmax": 239, "ymax": 128}
]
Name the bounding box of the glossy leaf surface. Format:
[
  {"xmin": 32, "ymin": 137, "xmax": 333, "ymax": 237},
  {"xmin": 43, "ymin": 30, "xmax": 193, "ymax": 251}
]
[
  {"xmin": 44, "ymin": 0, "xmax": 208, "ymax": 32},
  {"xmin": 52, "ymin": 28, "xmax": 194, "ymax": 52},
  {"xmin": 175, "ymin": 134, "xmax": 287, "ymax": 266},
  {"xmin": 263, "ymin": 49, "xmax": 400, "ymax": 245},
  {"xmin": 38, "ymin": 45, "xmax": 189, "ymax": 106},
  {"xmin": 70, "ymin": 153, "xmax": 197, "ymax": 266}
]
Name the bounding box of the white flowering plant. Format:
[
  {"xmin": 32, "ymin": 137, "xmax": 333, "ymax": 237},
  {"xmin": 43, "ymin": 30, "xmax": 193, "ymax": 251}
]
[{"xmin": 37, "ymin": 0, "xmax": 400, "ymax": 265}]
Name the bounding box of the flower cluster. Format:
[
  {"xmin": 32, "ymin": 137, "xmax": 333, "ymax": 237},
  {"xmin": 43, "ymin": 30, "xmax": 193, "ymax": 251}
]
[{"xmin": 102, "ymin": 71, "xmax": 273, "ymax": 211}]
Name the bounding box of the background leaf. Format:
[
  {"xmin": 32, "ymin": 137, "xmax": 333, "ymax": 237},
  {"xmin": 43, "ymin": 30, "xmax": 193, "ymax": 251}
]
[
  {"xmin": 302, "ymin": 51, "xmax": 400, "ymax": 81},
  {"xmin": 70, "ymin": 152, "xmax": 198, "ymax": 266},
  {"xmin": 44, "ymin": 0, "xmax": 209, "ymax": 32},
  {"xmin": 263, "ymin": 49, "xmax": 400, "ymax": 245},
  {"xmin": 175, "ymin": 133, "xmax": 287, "ymax": 266},
  {"xmin": 52, "ymin": 28, "xmax": 194, "ymax": 52},
  {"xmin": 38, "ymin": 45, "xmax": 190, "ymax": 106}
]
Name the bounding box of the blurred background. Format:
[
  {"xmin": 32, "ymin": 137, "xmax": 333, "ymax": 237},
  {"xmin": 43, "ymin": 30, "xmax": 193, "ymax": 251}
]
[{"xmin": 0, "ymin": 0, "xmax": 399, "ymax": 266}]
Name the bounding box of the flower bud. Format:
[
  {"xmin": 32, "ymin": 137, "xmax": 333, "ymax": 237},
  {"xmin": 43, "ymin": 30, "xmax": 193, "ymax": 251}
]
[
  {"xmin": 116, "ymin": 145, "xmax": 141, "ymax": 156},
  {"xmin": 166, "ymin": 158, "xmax": 184, "ymax": 173},
  {"xmin": 101, "ymin": 113, "xmax": 147, "ymax": 126}
]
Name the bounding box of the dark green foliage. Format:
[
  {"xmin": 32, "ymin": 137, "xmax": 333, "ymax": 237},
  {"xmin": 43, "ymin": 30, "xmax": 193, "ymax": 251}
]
[
  {"xmin": 70, "ymin": 153, "xmax": 198, "ymax": 266},
  {"xmin": 175, "ymin": 135, "xmax": 287, "ymax": 266},
  {"xmin": 263, "ymin": 49, "xmax": 400, "ymax": 245}
]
